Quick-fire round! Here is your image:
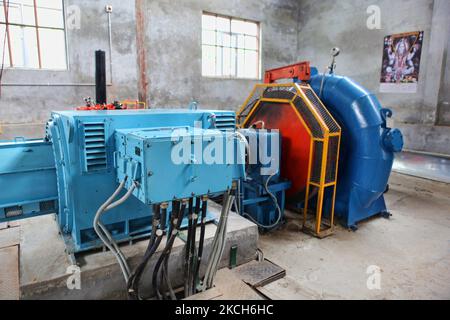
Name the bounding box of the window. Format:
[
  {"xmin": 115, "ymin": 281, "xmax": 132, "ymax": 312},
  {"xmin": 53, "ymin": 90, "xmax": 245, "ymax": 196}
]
[
  {"xmin": 0, "ymin": 0, "xmax": 67, "ymax": 70},
  {"xmin": 202, "ymin": 12, "xmax": 260, "ymax": 79}
]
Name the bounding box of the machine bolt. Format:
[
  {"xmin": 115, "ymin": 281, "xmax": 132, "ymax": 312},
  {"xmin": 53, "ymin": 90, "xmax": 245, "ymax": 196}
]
[{"xmin": 161, "ymin": 202, "xmax": 169, "ymax": 209}]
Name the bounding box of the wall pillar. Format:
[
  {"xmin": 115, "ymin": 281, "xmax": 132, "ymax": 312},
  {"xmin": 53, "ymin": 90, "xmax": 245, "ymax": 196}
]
[
  {"xmin": 135, "ymin": 0, "xmax": 149, "ymax": 107},
  {"xmin": 422, "ymin": 0, "xmax": 450, "ymax": 124}
]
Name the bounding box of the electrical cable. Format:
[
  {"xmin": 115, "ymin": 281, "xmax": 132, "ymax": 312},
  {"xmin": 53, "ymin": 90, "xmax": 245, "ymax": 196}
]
[
  {"xmin": 184, "ymin": 198, "xmax": 194, "ymax": 297},
  {"xmin": 233, "ymin": 131, "xmax": 250, "ymax": 177},
  {"xmin": 152, "ymin": 200, "xmax": 186, "ymax": 300},
  {"xmin": 152, "ymin": 201, "xmax": 181, "ymax": 300},
  {"xmin": 201, "ymin": 189, "xmax": 234, "ymax": 291},
  {"xmin": 158, "ymin": 205, "xmax": 175, "ymax": 300},
  {"xmin": 127, "ymin": 204, "xmax": 163, "ymax": 300},
  {"xmin": 161, "ymin": 201, "xmax": 180, "ymax": 300},
  {"xmin": 93, "ymin": 178, "xmax": 136, "ymax": 283},
  {"xmin": 208, "ymin": 191, "xmax": 234, "ymax": 289},
  {"xmin": 188, "ymin": 197, "xmax": 201, "ymax": 295},
  {"xmin": 250, "ymin": 120, "xmax": 266, "ymax": 129},
  {"xmin": 135, "ymin": 204, "xmax": 167, "ymax": 300},
  {"xmin": 193, "ymin": 196, "xmax": 208, "ymax": 292},
  {"xmin": 238, "ymin": 173, "xmax": 283, "ymax": 230}
]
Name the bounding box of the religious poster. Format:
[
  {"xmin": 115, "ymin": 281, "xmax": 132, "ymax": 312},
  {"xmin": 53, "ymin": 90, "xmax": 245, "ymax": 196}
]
[{"xmin": 380, "ymin": 31, "xmax": 424, "ymax": 93}]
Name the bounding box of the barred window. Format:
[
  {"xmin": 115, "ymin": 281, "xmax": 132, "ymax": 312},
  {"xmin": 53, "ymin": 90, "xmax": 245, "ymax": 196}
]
[
  {"xmin": 0, "ymin": 0, "xmax": 67, "ymax": 70},
  {"xmin": 202, "ymin": 12, "xmax": 260, "ymax": 79}
]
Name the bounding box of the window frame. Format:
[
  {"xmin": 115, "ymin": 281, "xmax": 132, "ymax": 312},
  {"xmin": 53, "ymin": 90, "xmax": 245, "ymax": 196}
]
[
  {"xmin": 0, "ymin": 0, "xmax": 69, "ymax": 71},
  {"xmin": 201, "ymin": 11, "xmax": 261, "ymax": 80}
]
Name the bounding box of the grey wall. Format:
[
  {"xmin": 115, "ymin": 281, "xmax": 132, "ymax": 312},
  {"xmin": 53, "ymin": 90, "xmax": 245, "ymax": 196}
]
[
  {"xmin": 437, "ymin": 35, "xmax": 450, "ymax": 126},
  {"xmin": 143, "ymin": 0, "xmax": 299, "ymax": 111},
  {"xmin": 297, "ymin": 0, "xmax": 450, "ymax": 155},
  {"xmin": 0, "ymin": 0, "xmax": 299, "ymax": 140},
  {"xmin": 1, "ymin": 0, "xmax": 449, "ymax": 156},
  {"xmin": 0, "ymin": 0, "xmax": 139, "ymax": 140}
]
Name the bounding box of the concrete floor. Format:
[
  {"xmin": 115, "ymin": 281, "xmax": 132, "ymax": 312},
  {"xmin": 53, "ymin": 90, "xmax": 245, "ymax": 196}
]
[
  {"xmin": 258, "ymin": 172, "xmax": 450, "ymax": 300},
  {"xmin": 2, "ymin": 171, "xmax": 449, "ymax": 300},
  {"xmin": 3, "ymin": 202, "xmax": 258, "ymax": 300}
]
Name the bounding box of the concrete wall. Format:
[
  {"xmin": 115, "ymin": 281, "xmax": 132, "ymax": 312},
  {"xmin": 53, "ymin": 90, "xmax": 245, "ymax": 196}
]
[
  {"xmin": 297, "ymin": 0, "xmax": 450, "ymax": 155},
  {"xmin": 0, "ymin": 0, "xmax": 139, "ymax": 140},
  {"xmin": 437, "ymin": 34, "xmax": 450, "ymax": 126},
  {"xmin": 1, "ymin": 0, "xmax": 448, "ymax": 155},
  {"xmin": 0, "ymin": 0, "xmax": 299, "ymax": 140},
  {"xmin": 142, "ymin": 0, "xmax": 299, "ymax": 111}
]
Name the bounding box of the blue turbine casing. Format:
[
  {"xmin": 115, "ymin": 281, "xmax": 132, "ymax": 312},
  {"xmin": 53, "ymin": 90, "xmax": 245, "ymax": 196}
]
[
  {"xmin": 47, "ymin": 109, "xmax": 240, "ymax": 252},
  {"xmin": 309, "ymin": 73, "xmax": 404, "ymax": 228}
]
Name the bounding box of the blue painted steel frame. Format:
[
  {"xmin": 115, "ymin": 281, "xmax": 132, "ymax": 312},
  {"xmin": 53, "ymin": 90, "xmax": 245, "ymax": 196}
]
[
  {"xmin": 0, "ymin": 139, "xmax": 58, "ymax": 222},
  {"xmin": 241, "ymin": 179, "xmax": 291, "ymax": 228}
]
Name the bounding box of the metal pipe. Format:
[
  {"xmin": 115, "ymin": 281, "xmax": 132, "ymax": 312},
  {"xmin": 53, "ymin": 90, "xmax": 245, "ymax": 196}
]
[
  {"xmin": 1, "ymin": 6, "xmax": 115, "ymax": 87},
  {"xmin": 95, "ymin": 50, "xmax": 107, "ymax": 105},
  {"xmin": 1, "ymin": 83, "xmax": 113, "ymax": 87},
  {"xmin": 107, "ymin": 9, "xmax": 114, "ymax": 83}
]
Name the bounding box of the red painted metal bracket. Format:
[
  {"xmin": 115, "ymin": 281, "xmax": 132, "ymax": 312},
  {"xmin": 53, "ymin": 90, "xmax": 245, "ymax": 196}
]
[{"xmin": 264, "ymin": 61, "xmax": 311, "ymax": 84}]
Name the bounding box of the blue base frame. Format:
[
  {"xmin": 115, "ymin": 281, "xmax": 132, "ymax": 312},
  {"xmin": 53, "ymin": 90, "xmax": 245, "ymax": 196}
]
[{"xmin": 239, "ymin": 178, "xmax": 291, "ymax": 230}]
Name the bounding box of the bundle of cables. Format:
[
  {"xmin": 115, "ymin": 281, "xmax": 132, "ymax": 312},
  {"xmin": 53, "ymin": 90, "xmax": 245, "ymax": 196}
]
[
  {"xmin": 127, "ymin": 202, "xmax": 168, "ymax": 300},
  {"xmin": 201, "ymin": 189, "xmax": 235, "ymax": 292},
  {"xmin": 151, "ymin": 200, "xmax": 186, "ymax": 300},
  {"xmin": 184, "ymin": 196, "xmax": 209, "ymax": 297},
  {"xmin": 93, "ymin": 177, "xmax": 136, "ymax": 282},
  {"xmin": 94, "ymin": 177, "xmax": 235, "ymax": 299}
]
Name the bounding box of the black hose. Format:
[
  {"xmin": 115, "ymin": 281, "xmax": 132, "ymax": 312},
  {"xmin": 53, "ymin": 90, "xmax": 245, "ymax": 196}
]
[
  {"xmin": 128, "ymin": 204, "xmax": 166, "ymax": 300},
  {"xmin": 153, "ymin": 201, "xmax": 186, "ymax": 300},
  {"xmin": 158, "ymin": 202, "xmax": 176, "ymax": 300},
  {"xmin": 127, "ymin": 204, "xmax": 160, "ymax": 299},
  {"xmin": 160, "ymin": 201, "xmax": 180, "ymax": 300},
  {"xmin": 184, "ymin": 198, "xmax": 194, "ymax": 297},
  {"xmin": 193, "ymin": 197, "xmax": 208, "ymax": 290},
  {"xmin": 189, "ymin": 197, "xmax": 201, "ymax": 294}
]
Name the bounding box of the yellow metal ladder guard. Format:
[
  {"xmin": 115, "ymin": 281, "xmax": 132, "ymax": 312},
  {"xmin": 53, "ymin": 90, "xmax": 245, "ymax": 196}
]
[{"xmin": 237, "ymin": 83, "xmax": 342, "ymax": 238}]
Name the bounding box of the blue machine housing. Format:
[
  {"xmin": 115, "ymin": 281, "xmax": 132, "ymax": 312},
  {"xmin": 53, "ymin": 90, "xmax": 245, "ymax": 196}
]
[
  {"xmin": 0, "ymin": 139, "xmax": 58, "ymax": 222},
  {"xmin": 115, "ymin": 127, "xmax": 242, "ymax": 204},
  {"xmin": 47, "ymin": 109, "xmax": 242, "ymax": 252},
  {"xmin": 238, "ymin": 129, "xmax": 291, "ymax": 229},
  {"xmin": 309, "ymin": 72, "xmax": 404, "ymax": 228}
]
